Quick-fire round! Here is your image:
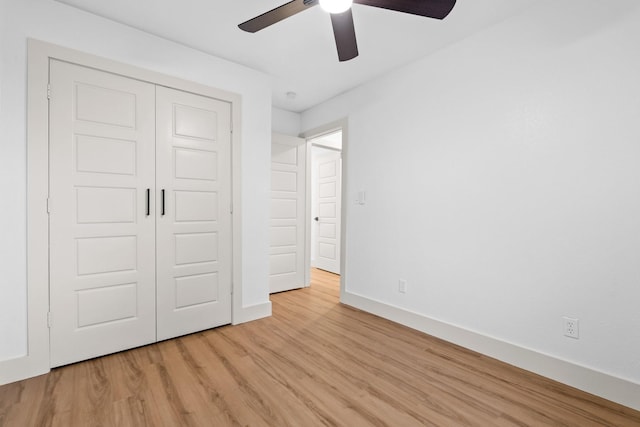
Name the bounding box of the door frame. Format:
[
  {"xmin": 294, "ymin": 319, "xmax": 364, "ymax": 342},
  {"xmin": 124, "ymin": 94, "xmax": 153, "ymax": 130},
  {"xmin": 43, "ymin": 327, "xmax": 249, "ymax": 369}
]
[
  {"xmin": 16, "ymin": 39, "xmax": 243, "ymax": 383},
  {"xmin": 300, "ymin": 119, "xmax": 348, "ymax": 299}
]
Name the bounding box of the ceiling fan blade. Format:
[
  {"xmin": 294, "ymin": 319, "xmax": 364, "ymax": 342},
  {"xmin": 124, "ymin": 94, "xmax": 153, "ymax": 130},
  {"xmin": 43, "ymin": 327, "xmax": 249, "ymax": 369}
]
[
  {"xmin": 353, "ymin": 0, "xmax": 456, "ymax": 19},
  {"xmin": 239, "ymin": 0, "xmax": 318, "ymax": 33},
  {"xmin": 331, "ymin": 9, "xmax": 359, "ymax": 62}
]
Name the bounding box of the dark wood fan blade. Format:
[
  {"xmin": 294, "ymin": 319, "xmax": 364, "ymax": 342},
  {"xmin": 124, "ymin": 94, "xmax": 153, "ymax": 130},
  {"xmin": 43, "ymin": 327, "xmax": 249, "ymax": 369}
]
[
  {"xmin": 239, "ymin": 0, "xmax": 318, "ymax": 33},
  {"xmin": 353, "ymin": 0, "xmax": 456, "ymax": 19},
  {"xmin": 331, "ymin": 9, "xmax": 359, "ymax": 62}
]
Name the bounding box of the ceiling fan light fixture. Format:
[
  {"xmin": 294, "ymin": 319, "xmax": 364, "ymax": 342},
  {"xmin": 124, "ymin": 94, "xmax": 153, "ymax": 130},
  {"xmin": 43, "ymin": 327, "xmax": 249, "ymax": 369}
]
[
  {"xmin": 319, "ymin": 0, "xmax": 353, "ymax": 14},
  {"xmin": 239, "ymin": 0, "xmax": 457, "ymax": 62}
]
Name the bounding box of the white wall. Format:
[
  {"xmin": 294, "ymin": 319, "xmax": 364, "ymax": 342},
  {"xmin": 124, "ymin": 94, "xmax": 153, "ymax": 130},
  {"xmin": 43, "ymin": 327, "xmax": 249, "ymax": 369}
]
[
  {"xmin": 272, "ymin": 107, "xmax": 302, "ymax": 136},
  {"xmin": 302, "ymin": 0, "xmax": 640, "ymax": 408},
  {"xmin": 0, "ymin": 0, "xmax": 271, "ymax": 362}
]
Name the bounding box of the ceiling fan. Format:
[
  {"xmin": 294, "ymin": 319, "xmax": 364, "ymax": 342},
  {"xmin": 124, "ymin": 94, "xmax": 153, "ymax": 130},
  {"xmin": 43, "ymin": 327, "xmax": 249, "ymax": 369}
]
[{"xmin": 239, "ymin": 0, "xmax": 457, "ymax": 62}]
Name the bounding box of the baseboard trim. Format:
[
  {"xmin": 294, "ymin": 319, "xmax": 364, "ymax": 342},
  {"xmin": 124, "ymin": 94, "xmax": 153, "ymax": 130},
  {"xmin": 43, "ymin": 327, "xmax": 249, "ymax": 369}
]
[
  {"xmin": 341, "ymin": 291, "xmax": 640, "ymax": 411},
  {"xmin": 0, "ymin": 354, "xmax": 49, "ymax": 386},
  {"xmin": 233, "ymin": 301, "xmax": 272, "ymax": 325}
]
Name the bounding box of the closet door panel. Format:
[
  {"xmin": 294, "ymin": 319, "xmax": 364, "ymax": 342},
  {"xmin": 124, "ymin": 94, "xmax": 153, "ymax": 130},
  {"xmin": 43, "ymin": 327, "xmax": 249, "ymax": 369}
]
[
  {"xmin": 49, "ymin": 60, "xmax": 157, "ymax": 367},
  {"xmin": 156, "ymin": 86, "xmax": 232, "ymax": 341}
]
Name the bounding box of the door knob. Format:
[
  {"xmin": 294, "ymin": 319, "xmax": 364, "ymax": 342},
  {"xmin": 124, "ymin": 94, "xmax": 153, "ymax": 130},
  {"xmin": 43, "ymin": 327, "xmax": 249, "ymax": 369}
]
[{"xmin": 314, "ymin": 217, "xmax": 319, "ymax": 221}]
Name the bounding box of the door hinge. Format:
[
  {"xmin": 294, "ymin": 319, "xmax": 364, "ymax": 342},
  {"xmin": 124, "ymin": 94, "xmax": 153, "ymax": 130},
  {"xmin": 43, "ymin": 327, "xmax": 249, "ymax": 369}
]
[
  {"xmin": 47, "ymin": 84, "xmax": 51, "ymax": 100},
  {"xmin": 47, "ymin": 312, "xmax": 52, "ymax": 328},
  {"xmin": 46, "ymin": 197, "xmax": 51, "ymax": 214},
  {"xmin": 230, "ymin": 203, "xmax": 233, "ymax": 215}
]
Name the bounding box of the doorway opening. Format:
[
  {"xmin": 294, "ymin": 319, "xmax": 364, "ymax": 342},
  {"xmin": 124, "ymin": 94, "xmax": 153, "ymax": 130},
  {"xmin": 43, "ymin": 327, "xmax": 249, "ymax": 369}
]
[
  {"xmin": 308, "ymin": 130, "xmax": 342, "ymax": 276},
  {"xmin": 268, "ymin": 123, "xmax": 346, "ymax": 296}
]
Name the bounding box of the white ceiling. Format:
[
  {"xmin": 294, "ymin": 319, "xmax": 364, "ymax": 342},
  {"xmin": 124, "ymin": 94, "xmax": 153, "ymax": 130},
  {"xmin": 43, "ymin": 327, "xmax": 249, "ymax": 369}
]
[{"xmin": 55, "ymin": 0, "xmax": 540, "ymax": 112}]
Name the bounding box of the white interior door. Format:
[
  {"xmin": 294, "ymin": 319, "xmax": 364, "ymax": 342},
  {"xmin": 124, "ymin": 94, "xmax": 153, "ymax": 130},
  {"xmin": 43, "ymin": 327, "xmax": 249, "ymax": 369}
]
[
  {"xmin": 155, "ymin": 86, "xmax": 232, "ymax": 340},
  {"xmin": 269, "ymin": 133, "xmax": 307, "ymax": 293},
  {"xmin": 312, "ymin": 150, "xmax": 341, "ymax": 274},
  {"xmin": 49, "ymin": 60, "xmax": 156, "ymax": 367}
]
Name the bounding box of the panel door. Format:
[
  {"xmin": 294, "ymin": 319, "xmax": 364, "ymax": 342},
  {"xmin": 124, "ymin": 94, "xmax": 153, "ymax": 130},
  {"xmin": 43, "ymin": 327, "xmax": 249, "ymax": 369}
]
[
  {"xmin": 155, "ymin": 86, "xmax": 232, "ymax": 341},
  {"xmin": 313, "ymin": 151, "xmax": 342, "ymax": 274},
  {"xmin": 270, "ymin": 133, "xmax": 307, "ymax": 293},
  {"xmin": 49, "ymin": 60, "xmax": 156, "ymax": 367}
]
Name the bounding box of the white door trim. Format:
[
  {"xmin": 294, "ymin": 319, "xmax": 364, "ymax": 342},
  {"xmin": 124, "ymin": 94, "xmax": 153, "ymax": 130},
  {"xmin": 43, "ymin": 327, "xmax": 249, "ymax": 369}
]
[{"xmin": 1, "ymin": 39, "xmax": 243, "ymax": 385}]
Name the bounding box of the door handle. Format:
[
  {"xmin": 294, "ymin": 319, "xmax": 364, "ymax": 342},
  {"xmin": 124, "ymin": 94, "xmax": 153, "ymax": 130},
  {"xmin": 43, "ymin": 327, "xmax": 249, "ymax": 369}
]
[
  {"xmin": 146, "ymin": 189, "xmax": 150, "ymax": 216},
  {"xmin": 314, "ymin": 217, "xmax": 319, "ymax": 221},
  {"xmin": 161, "ymin": 189, "xmax": 165, "ymax": 216}
]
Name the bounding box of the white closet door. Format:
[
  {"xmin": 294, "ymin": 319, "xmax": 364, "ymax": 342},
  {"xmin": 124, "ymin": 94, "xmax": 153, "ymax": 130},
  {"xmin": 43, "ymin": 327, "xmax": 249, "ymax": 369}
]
[
  {"xmin": 155, "ymin": 86, "xmax": 232, "ymax": 341},
  {"xmin": 270, "ymin": 133, "xmax": 307, "ymax": 293},
  {"xmin": 49, "ymin": 60, "xmax": 156, "ymax": 367}
]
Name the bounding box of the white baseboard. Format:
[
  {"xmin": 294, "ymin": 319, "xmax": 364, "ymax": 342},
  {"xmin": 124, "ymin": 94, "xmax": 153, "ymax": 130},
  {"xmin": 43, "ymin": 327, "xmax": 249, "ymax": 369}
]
[
  {"xmin": 0, "ymin": 354, "xmax": 49, "ymax": 386},
  {"xmin": 341, "ymin": 290, "xmax": 640, "ymax": 411},
  {"xmin": 233, "ymin": 301, "xmax": 272, "ymax": 325}
]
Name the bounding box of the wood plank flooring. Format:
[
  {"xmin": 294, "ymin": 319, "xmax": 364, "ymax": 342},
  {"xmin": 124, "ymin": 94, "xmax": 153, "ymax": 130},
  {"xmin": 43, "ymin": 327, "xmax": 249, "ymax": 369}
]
[{"xmin": 1, "ymin": 268, "xmax": 639, "ymax": 426}]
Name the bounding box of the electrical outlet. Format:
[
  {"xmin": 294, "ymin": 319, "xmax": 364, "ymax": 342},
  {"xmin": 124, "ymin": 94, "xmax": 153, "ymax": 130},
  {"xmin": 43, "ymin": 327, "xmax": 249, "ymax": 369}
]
[
  {"xmin": 398, "ymin": 279, "xmax": 407, "ymax": 294},
  {"xmin": 563, "ymin": 316, "xmax": 579, "ymax": 339}
]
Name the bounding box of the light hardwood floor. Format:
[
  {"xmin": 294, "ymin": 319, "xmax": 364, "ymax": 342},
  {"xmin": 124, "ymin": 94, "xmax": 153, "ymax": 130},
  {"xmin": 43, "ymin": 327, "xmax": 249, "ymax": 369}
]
[{"xmin": 1, "ymin": 268, "xmax": 639, "ymax": 426}]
